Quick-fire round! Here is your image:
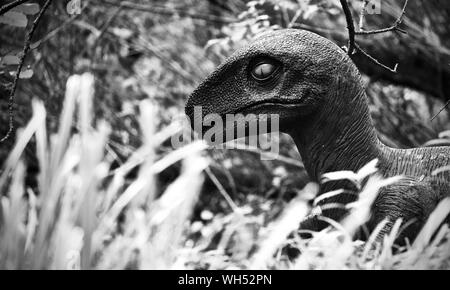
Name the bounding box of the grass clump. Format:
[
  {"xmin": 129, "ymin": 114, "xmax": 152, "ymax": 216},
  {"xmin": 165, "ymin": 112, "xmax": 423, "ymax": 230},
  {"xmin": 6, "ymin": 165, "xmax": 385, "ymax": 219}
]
[{"xmin": 0, "ymin": 74, "xmax": 449, "ymax": 270}]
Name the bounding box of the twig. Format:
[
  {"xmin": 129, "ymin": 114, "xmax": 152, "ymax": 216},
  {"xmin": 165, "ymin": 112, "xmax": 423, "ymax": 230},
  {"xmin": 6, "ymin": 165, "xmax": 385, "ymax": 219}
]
[
  {"xmin": 339, "ymin": 0, "xmax": 356, "ymax": 55},
  {"xmin": 136, "ymin": 35, "xmax": 195, "ymax": 83},
  {"xmin": 356, "ymin": 25, "xmax": 407, "ymax": 36},
  {"xmin": 34, "ymin": 10, "xmax": 81, "ymax": 46},
  {"xmin": 354, "ymin": 43, "xmax": 398, "ymax": 73},
  {"xmin": 6, "ymin": 2, "xmax": 88, "ymax": 56},
  {"xmin": 339, "ymin": 0, "xmax": 409, "ymax": 73},
  {"xmin": 0, "ymin": 0, "xmax": 29, "ymax": 16},
  {"xmin": 355, "ymin": 0, "xmax": 409, "ymax": 36},
  {"xmin": 0, "ymin": 0, "xmax": 53, "ymax": 143},
  {"xmin": 287, "ymin": 9, "xmax": 302, "ymax": 29},
  {"xmin": 87, "ymin": 4, "xmax": 123, "ymax": 56},
  {"xmin": 205, "ymin": 167, "xmax": 240, "ymax": 213},
  {"xmin": 430, "ymin": 99, "xmax": 450, "ymax": 121},
  {"xmin": 97, "ymin": 5, "xmax": 122, "ymax": 41}
]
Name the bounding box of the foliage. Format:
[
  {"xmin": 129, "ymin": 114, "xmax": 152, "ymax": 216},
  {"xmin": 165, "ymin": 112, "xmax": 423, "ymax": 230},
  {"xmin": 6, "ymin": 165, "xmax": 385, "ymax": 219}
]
[
  {"xmin": 0, "ymin": 0, "xmax": 449, "ymax": 270},
  {"xmin": 0, "ymin": 74, "xmax": 449, "ymax": 269},
  {"xmin": 0, "ymin": 3, "xmax": 41, "ymax": 84}
]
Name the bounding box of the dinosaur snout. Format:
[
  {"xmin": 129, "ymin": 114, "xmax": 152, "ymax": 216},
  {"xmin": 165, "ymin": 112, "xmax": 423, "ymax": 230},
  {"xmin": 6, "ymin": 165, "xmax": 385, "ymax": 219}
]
[{"xmin": 185, "ymin": 86, "xmax": 210, "ymax": 133}]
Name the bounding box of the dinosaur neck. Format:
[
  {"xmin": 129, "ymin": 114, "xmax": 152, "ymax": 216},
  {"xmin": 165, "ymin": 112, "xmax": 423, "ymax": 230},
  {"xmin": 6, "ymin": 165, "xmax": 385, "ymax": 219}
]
[{"xmin": 289, "ymin": 81, "xmax": 384, "ymax": 182}]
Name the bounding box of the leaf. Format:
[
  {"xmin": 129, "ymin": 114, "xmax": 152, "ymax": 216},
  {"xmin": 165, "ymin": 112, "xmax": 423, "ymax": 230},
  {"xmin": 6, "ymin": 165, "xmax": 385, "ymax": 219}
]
[
  {"xmin": 425, "ymin": 30, "xmax": 442, "ymax": 48},
  {"xmin": 0, "ymin": 11, "xmax": 28, "ymax": 27},
  {"xmin": 355, "ymin": 158, "xmax": 379, "ymax": 180},
  {"xmin": 412, "ymin": 198, "xmax": 450, "ymax": 251},
  {"xmin": 0, "ymin": 55, "xmax": 20, "ymax": 66},
  {"xmin": 30, "ymin": 40, "xmax": 41, "ymax": 50},
  {"xmin": 303, "ymin": 5, "xmax": 319, "ymax": 20},
  {"xmin": 422, "ymin": 139, "xmax": 450, "ymax": 147},
  {"xmin": 432, "ymin": 165, "xmax": 450, "ymax": 176},
  {"xmin": 204, "ymin": 38, "xmax": 223, "ymax": 50},
  {"xmin": 19, "ymin": 69, "xmax": 33, "ymax": 79},
  {"xmin": 11, "ymin": 3, "xmax": 40, "ymax": 15},
  {"xmin": 111, "ymin": 28, "xmax": 134, "ymax": 40},
  {"xmin": 9, "ymin": 69, "xmax": 34, "ymax": 79},
  {"xmin": 321, "ymin": 170, "xmax": 357, "ymax": 184},
  {"xmin": 438, "ymin": 130, "xmax": 450, "ymax": 139}
]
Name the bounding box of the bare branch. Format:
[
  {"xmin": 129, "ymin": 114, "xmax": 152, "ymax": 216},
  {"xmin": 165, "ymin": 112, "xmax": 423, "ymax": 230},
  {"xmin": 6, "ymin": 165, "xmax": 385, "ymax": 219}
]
[
  {"xmin": 34, "ymin": 2, "xmax": 88, "ymax": 48},
  {"xmin": 431, "ymin": 100, "xmax": 450, "ymax": 121},
  {"xmin": 0, "ymin": 0, "xmax": 28, "ymax": 16},
  {"xmin": 354, "ymin": 43, "xmax": 398, "ymax": 73},
  {"xmin": 0, "ymin": 0, "xmax": 53, "ymax": 143},
  {"xmin": 339, "ymin": 0, "xmax": 356, "ymax": 55},
  {"xmin": 355, "ymin": 26, "xmax": 407, "ymax": 36},
  {"xmin": 90, "ymin": 4, "xmax": 123, "ymax": 49},
  {"xmin": 339, "ymin": 0, "xmax": 410, "ymax": 74},
  {"xmin": 356, "ymin": 0, "xmax": 409, "ymax": 36}
]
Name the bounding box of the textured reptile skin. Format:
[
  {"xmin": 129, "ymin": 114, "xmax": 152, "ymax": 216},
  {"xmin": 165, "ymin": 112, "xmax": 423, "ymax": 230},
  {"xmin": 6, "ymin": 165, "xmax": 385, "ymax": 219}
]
[{"xmin": 186, "ymin": 29, "xmax": 450, "ymax": 241}]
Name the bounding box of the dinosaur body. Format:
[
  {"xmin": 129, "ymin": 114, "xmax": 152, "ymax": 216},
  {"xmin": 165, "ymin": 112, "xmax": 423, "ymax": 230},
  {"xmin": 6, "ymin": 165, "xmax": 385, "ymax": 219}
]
[{"xmin": 185, "ymin": 29, "xmax": 450, "ymax": 241}]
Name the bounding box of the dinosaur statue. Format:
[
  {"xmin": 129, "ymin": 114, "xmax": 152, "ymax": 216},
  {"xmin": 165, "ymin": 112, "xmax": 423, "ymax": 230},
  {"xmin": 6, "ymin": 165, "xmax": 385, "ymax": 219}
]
[{"xmin": 185, "ymin": 29, "xmax": 450, "ymax": 241}]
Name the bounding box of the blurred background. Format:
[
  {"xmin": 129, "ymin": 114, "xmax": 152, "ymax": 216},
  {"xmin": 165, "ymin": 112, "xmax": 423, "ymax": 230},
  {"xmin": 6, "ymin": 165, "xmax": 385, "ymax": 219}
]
[{"xmin": 0, "ymin": 0, "xmax": 449, "ymax": 269}]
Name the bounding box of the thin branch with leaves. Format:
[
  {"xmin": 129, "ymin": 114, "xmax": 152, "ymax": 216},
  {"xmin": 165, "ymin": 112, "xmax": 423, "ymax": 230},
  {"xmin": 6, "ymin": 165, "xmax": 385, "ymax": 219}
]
[{"xmin": 0, "ymin": 0, "xmax": 53, "ymax": 143}]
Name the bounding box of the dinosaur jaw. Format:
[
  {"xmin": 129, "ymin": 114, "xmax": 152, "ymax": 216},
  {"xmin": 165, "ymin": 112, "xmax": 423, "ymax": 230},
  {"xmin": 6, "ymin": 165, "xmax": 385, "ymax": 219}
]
[
  {"xmin": 235, "ymin": 99, "xmax": 308, "ymax": 115},
  {"xmin": 186, "ymin": 99, "xmax": 309, "ymax": 145}
]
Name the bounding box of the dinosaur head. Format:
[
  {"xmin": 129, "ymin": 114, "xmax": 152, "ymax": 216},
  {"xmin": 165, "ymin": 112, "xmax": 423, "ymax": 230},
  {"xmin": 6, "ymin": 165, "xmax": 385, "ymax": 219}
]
[{"xmin": 185, "ymin": 28, "xmax": 364, "ymax": 141}]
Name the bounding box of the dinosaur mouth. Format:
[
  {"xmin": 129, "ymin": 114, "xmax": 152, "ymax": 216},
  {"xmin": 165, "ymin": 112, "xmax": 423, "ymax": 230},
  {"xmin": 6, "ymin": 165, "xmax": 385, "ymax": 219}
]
[
  {"xmin": 185, "ymin": 99, "xmax": 306, "ymax": 128},
  {"xmin": 234, "ymin": 99, "xmax": 306, "ymax": 114}
]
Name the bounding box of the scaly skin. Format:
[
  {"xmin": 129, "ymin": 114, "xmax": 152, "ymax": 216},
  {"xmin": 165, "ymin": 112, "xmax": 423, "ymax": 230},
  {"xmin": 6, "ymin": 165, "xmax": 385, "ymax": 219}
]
[{"xmin": 185, "ymin": 29, "xmax": 450, "ymax": 241}]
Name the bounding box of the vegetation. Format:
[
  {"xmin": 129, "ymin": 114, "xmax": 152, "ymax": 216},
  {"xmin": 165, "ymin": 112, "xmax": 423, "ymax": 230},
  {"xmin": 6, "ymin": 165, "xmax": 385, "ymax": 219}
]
[
  {"xmin": 0, "ymin": 0, "xmax": 449, "ymax": 269},
  {"xmin": 0, "ymin": 74, "xmax": 449, "ymax": 269}
]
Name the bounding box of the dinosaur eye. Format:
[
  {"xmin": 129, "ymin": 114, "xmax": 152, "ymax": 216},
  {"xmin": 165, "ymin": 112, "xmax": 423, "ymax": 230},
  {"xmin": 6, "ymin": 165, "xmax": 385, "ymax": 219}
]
[{"xmin": 251, "ymin": 61, "xmax": 280, "ymax": 82}]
